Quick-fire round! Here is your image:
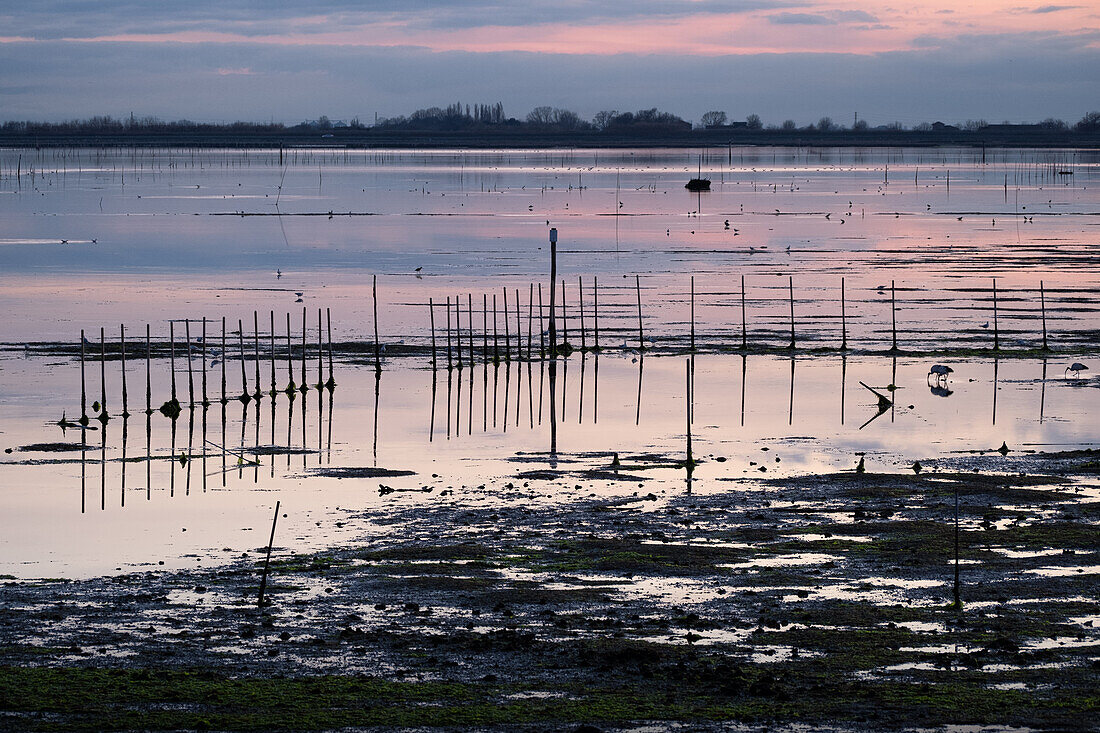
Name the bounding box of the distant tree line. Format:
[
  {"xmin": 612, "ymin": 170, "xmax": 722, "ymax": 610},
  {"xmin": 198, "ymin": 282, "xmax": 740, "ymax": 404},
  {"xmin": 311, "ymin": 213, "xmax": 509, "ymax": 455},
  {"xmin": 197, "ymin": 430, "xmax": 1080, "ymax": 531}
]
[
  {"xmin": 0, "ymin": 115, "xmax": 292, "ymax": 134},
  {"xmin": 2, "ymin": 106, "xmax": 1098, "ymax": 140}
]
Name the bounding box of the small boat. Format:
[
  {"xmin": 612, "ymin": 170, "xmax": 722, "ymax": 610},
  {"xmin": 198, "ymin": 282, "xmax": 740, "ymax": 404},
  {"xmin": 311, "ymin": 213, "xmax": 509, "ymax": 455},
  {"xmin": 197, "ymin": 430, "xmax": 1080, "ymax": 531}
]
[{"xmin": 686, "ymin": 154, "xmax": 711, "ymax": 190}]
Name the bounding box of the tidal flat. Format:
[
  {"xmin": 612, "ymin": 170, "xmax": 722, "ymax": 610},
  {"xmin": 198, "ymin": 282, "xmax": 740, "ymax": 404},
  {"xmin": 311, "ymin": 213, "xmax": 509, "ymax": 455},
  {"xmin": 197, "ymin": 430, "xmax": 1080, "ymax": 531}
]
[
  {"xmin": 1, "ymin": 450, "xmax": 1098, "ymax": 730},
  {"xmin": 0, "ymin": 146, "xmax": 1098, "ymax": 730}
]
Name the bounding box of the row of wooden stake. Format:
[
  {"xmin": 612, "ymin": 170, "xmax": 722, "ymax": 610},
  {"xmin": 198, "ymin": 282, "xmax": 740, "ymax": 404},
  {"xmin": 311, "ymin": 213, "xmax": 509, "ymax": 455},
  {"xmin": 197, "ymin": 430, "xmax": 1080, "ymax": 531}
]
[
  {"xmin": 77, "ymin": 308, "xmax": 337, "ymax": 425},
  {"xmin": 426, "ymin": 275, "xmax": 1050, "ymax": 366}
]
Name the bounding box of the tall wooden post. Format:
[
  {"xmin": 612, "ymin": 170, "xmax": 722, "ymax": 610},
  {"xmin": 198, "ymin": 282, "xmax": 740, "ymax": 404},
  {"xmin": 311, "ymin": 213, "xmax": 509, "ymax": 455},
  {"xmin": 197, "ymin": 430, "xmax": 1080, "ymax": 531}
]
[{"xmin": 549, "ymin": 228, "xmax": 558, "ymax": 355}]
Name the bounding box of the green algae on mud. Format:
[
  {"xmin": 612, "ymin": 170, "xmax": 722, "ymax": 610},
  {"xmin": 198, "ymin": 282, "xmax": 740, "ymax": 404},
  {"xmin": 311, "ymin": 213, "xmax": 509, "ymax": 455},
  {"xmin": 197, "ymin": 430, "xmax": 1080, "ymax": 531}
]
[{"xmin": 0, "ymin": 661, "xmax": 1095, "ymax": 731}]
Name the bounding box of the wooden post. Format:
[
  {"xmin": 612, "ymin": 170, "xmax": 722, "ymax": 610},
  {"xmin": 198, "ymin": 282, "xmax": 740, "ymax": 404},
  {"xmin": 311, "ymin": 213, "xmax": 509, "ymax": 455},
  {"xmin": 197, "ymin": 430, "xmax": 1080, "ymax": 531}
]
[
  {"xmin": 202, "ymin": 317, "xmax": 209, "ymax": 405},
  {"xmin": 491, "ymin": 294, "xmax": 498, "ymax": 362},
  {"xmin": 317, "ymin": 308, "xmax": 323, "ymax": 388},
  {"xmin": 503, "ymin": 287, "xmax": 510, "ymax": 361},
  {"xmin": 483, "ymin": 293, "xmax": 489, "ymax": 363},
  {"xmin": 690, "ymin": 275, "xmax": 695, "ymax": 352},
  {"xmin": 891, "ymin": 280, "xmax": 898, "ymax": 352},
  {"xmin": 560, "ymin": 280, "xmax": 568, "ymax": 348},
  {"xmin": 238, "ymin": 319, "xmax": 249, "ymax": 400},
  {"xmin": 300, "ymin": 307, "xmax": 307, "ymax": 390},
  {"xmin": 741, "ymin": 274, "xmax": 747, "ymax": 350},
  {"xmin": 469, "ymin": 294, "xmax": 475, "ymax": 364},
  {"xmin": 593, "ymin": 276, "xmax": 600, "ymax": 351},
  {"xmin": 326, "ymin": 308, "xmax": 335, "ymax": 389},
  {"xmin": 454, "ymin": 294, "xmax": 462, "ymax": 369},
  {"xmin": 788, "ymin": 276, "xmax": 796, "ymax": 349},
  {"xmin": 527, "ymin": 284, "xmax": 534, "ymax": 361},
  {"xmin": 185, "ymin": 319, "xmax": 195, "ymax": 406},
  {"xmin": 221, "ymin": 317, "xmax": 227, "ymax": 402},
  {"xmin": 257, "ymin": 500, "xmax": 281, "ymax": 608},
  {"xmin": 429, "ymin": 298, "xmax": 437, "ymax": 368},
  {"xmin": 685, "ymin": 359, "xmax": 693, "ymax": 467},
  {"xmin": 1040, "ymin": 280, "xmax": 1048, "ymax": 351},
  {"xmin": 446, "ymin": 295, "xmax": 453, "ymax": 370},
  {"xmin": 515, "ymin": 288, "xmax": 521, "ymax": 361},
  {"xmin": 373, "ymin": 275, "xmax": 380, "ymax": 371},
  {"xmin": 285, "ymin": 312, "xmax": 294, "ymax": 393},
  {"xmin": 538, "ymin": 283, "xmax": 545, "ymax": 358},
  {"xmin": 269, "ymin": 311, "xmax": 276, "ymax": 395},
  {"xmin": 145, "ymin": 324, "xmax": 151, "ymax": 414},
  {"xmin": 120, "ymin": 324, "xmax": 128, "ymax": 417},
  {"xmin": 253, "ymin": 311, "xmax": 261, "ymax": 398},
  {"xmin": 841, "ymin": 277, "xmax": 847, "ymax": 351},
  {"xmin": 578, "ymin": 276, "xmax": 586, "ymax": 351},
  {"xmin": 99, "ymin": 328, "xmax": 107, "ymax": 420},
  {"xmin": 549, "ymin": 228, "xmax": 558, "ymax": 355},
  {"xmin": 170, "ymin": 321, "xmax": 177, "ymax": 403},
  {"xmin": 992, "ymin": 277, "xmax": 1000, "ymax": 351},
  {"xmin": 635, "ymin": 275, "xmax": 644, "ymax": 350}
]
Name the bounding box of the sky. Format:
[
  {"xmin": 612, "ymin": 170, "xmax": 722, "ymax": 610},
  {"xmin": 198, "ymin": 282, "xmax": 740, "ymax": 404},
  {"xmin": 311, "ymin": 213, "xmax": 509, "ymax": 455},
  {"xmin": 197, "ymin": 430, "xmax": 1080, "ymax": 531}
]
[{"xmin": 1, "ymin": 1, "xmax": 1097, "ymax": 127}]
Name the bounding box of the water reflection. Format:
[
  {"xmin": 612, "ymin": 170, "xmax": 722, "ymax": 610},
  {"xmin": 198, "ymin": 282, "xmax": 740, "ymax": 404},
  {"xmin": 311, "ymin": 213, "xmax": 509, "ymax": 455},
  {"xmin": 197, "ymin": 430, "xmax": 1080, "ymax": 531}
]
[
  {"xmin": 61, "ymin": 350, "xmax": 1100, "ymax": 516},
  {"xmin": 74, "ymin": 381, "xmax": 337, "ymax": 512}
]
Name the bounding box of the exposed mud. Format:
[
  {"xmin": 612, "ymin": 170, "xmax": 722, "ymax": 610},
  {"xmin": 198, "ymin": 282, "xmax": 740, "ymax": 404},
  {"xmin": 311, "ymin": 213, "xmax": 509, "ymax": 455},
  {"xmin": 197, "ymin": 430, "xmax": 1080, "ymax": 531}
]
[{"xmin": 1, "ymin": 451, "xmax": 1097, "ymax": 731}]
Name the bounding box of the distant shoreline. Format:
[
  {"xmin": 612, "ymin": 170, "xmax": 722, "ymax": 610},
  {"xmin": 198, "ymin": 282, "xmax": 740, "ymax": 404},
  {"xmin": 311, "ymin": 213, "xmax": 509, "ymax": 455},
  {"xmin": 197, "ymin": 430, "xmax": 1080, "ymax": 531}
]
[{"xmin": 1, "ymin": 128, "xmax": 1098, "ymax": 149}]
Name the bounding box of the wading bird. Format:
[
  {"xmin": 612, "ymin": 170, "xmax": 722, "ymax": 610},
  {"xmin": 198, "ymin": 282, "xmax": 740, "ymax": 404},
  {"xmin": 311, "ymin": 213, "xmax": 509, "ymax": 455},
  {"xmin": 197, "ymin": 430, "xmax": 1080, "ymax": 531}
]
[
  {"xmin": 1065, "ymin": 362, "xmax": 1089, "ymax": 379},
  {"xmin": 928, "ymin": 364, "xmax": 953, "ymax": 385}
]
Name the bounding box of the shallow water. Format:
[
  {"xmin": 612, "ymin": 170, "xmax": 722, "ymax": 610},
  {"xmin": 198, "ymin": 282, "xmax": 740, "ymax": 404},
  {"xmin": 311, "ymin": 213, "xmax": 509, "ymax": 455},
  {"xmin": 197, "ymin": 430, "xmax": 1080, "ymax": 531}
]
[
  {"xmin": 1, "ymin": 349, "xmax": 1098, "ymax": 577},
  {"xmin": 0, "ymin": 146, "xmax": 1098, "ymax": 577},
  {"xmin": 1, "ymin": 146, "xmax": 1097, "ymax": 347}
]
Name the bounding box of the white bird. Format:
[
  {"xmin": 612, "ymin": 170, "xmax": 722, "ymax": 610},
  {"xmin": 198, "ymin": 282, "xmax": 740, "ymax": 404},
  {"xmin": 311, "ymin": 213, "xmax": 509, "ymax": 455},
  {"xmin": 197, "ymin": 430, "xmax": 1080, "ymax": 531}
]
[
  {"xmin": 1065, "ymin": 362, "xmax": 1088, "ymax": 379},
  {"xmin": 928, "ymin": 364, "xmax": 953, "ymax": 387}
]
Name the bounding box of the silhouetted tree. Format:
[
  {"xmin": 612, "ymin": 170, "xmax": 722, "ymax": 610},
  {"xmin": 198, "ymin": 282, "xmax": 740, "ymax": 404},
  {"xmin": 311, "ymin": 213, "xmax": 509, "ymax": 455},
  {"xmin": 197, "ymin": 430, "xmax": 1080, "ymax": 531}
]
[
  {"xmin": 745, "ymin": 113, "xmax": 763, "ymax": 130},
  {"xmin": 593, "ymin": 110, "xmax": 617, "ymax": 130},
  {"xmin": 781, "ymin": 119, "xmax": 797, "ymax": 131},
  {"xmin": 700, "ymin": 110, "xmax": 727, "ymax": 127},
  {"xmin": 1075, "ymin": 111, "xmax": 1100, "ymax": 131},
  {"xmin": 526, "ymin": 106, "xmax": 555, "ymax": 125},
  {"xmin": 817, "ymin": 116, "xmax": 836, "ymax": 132}
]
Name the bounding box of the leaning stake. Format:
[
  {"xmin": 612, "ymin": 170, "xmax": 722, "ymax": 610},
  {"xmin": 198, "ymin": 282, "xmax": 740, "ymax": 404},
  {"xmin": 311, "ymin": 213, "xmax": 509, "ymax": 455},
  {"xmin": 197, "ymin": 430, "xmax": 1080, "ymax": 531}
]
[{"xmin": 257, "ymin": 500, "xmax": 281, "ymax": 608}]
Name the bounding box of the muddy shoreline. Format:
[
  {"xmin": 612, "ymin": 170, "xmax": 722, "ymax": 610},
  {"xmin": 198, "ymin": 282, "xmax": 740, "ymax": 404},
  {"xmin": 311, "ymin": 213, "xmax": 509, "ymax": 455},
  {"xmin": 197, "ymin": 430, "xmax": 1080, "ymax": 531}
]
[{"xmin": 2, "ymin": 451, "xmax": 1097, "ymax": 731}]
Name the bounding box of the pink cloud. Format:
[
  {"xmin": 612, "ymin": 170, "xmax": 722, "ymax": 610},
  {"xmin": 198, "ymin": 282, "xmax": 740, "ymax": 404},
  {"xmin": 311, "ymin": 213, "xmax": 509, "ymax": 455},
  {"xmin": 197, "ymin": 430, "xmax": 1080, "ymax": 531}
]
[{"xmin": 7, "ymin": 2, "xmax": 1093, "ymax": 57}]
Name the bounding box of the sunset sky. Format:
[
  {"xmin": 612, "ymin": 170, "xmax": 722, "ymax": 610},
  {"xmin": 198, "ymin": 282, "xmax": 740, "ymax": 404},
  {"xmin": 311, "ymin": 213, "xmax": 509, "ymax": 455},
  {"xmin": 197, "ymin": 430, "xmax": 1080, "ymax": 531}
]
[{"xmin": 1, "ymin": 0, "xmax": 1097, "ymax": 125}]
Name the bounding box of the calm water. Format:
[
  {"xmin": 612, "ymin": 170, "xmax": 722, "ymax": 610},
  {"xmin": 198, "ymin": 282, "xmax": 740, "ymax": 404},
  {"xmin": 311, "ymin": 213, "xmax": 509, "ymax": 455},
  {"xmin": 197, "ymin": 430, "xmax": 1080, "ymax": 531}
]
[{"xmin": 1, "ymin": 147, "xmax": 1097, "ymax": 576}]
